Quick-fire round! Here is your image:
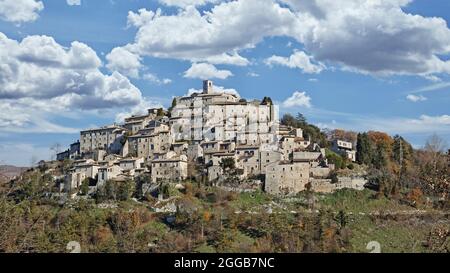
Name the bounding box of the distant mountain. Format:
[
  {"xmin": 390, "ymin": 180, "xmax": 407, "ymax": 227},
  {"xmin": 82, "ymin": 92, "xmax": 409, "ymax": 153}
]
[{"xmin": 0, "ymin": 165, "xmax": 28, "ymax": 184}]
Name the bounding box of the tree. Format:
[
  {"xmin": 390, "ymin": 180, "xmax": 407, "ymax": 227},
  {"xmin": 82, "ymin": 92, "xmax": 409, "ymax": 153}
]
[
  {"xmin": 80, "ymin": 178, "xmax": 90, "ymax": 195},
  {"xmin": 418, "ymin": 134, "xmax": 450, "ymax": 199},
  {"xmin": 326, "ymin": 149, "xmax": 345, "ymax": 170},
  {"xmin": 425, "ymin": 133, "xmax": 448, "ymax": 154},
  {"xmin": 280, "ymin": 113, "xmax": 298, "ymax": 128},
  {"xmin": 330, "ymin": 129, "xmax": 357, "ymax": 143},
  {"xmin": 50, "ymin": 143, "xmax": 62, "ymax": 161},
  {"xmin": 261, "ymin": 96, "xmax": 273, "ymax": 105},
  {"xmin": 156, "ymin": 108, "xmax": 165, "ymax": 117},
  {"xmin": 168, "ymin": 98, "xmax": 177, "ymax": 113},
  {"xmin": 220, "ymin": 158, "xmax": 236, "ymax": 173},
  {"xmin": 295, "ymin": 113, "xmax": 307, "ymax": 128},
  {"xmin": 117, "ymin": 180, "xmax": 134, "ymax": 201},
  {"xmin": 356, "ymin": 133, "xmax": 372, "ymax": 165},
  {"xmin": 372, "ymin": 142, "xmax": 389, "ymax": 170}
]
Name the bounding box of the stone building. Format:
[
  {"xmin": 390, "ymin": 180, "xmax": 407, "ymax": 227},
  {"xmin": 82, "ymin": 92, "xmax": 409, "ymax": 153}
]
[
  {"xmin": 65, "ymin": 159, "xmax": 100, "ymax": 191},
  {"xmin": 171, "ymin": 80, "xmax": 278, "ymax": 148},
  {"xmin": 97, "ymin": 164, "xmax": 122, "ymax": 187},
  {"xmin": 80, "ymin": 125, "xmax": 127, "ymax": 156},
  {"xmin": 150, "ymin": 156, "xmax": 188, "ymax": 183},
  {"xmin": 265, "ymin": 161, "xmax": 310, "ymax": 195},
  {"xmin": 123, "ymin": 110, "xmax": 159, "ymax": 134},
  {"xmin": 128, "ymin": 129, "xmax": 172, "ymax": 159}
]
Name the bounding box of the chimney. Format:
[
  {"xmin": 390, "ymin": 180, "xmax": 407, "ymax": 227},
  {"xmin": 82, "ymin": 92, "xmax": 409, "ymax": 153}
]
[{"xmin": 203, "ymin": 80, "xmax": 213, "ymax": 94}]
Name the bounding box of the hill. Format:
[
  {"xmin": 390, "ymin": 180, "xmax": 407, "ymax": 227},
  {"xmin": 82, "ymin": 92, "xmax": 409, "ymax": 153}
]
[{"xmin": 0, "ymin": 165, "xmax": 28, "ymax": 184}]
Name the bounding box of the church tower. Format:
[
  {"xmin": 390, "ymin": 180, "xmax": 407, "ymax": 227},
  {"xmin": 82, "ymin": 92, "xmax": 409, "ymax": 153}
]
[{"xmin": 203, "ymin": 80, "xmax": 213, "ymax": 94}]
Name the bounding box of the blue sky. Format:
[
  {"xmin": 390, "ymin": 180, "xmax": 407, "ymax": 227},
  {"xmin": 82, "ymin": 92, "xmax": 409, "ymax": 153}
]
[{"xmin": 0, "ymin": 0, "xmax": 449, "ymax": 166}]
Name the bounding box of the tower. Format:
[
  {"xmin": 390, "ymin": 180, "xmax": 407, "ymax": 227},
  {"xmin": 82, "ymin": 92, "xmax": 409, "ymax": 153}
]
[{"xmin": 203, "ymin": 80, "xmax": 213, "ymax": 94}]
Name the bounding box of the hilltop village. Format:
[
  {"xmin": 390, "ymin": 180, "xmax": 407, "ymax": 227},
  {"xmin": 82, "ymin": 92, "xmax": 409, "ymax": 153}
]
[{"xmin": 54, "ymin": 80, "xmax": 365, "ymax": 198}]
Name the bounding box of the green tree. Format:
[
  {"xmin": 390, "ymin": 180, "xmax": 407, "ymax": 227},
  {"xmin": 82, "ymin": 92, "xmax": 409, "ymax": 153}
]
[
  {"xmin": 280, "ymin": 113, "xmax": 298, "ymax": 128},
  {"xmin": 356, "ymin": 133, "xmax": 372, "ymax": 165},
  {"xmin": 117, "ymin": 180, "xmax": 134, "ymax": 201},
  {"xmin": 326, "ymin": 149, "xmax": 344, "ymax": 169},
  {"xmin": 372, "ymin": 142, "xmax": 389, "ymax": 170},
  {"xmin": 220, "ymin": 158, "xmax": 236, "ymax": 173},
  {"xmin": 295, "ymin": 113, "xmax": 307, "ymax": 127},
  {"xmin": 80, "ymin": 178, "xmax": 90, "ymax": 195},
  {"xmin": 261, "ymin": 96, "xmax": 273, "ymax": 105},
  {"xmin": 156, "ymin": 108, "xmax": 165, "ymax": 117}
]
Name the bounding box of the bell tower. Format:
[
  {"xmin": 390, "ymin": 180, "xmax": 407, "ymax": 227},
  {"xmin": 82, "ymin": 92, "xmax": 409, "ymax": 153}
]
[{"xmin": 203, "ymin": 80, "xmax": 213, "ymax": 94}]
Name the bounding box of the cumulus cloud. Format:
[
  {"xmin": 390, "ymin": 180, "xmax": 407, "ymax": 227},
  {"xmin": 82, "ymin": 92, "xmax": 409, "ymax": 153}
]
[
  {"xmin": 406, "ymin": 94, "xmax": 427, "ymax": 102},
  {"xmin": 282, "ymin": 91, "xmax": 312, "ymax": 108},
  {"xmin": 127, "ymin": 8, "xmax": 160, "ymax": 28},
  {"xmin": 106, "ymin": 46, "xmax": 142, "ymax": 78},
  {"xmin": 183, "ymin": 63, "xmax": 233, "ymax": 79},
  {"xmin": 0, "ymin": 0, "xmax": 43, "ymax": 24},
  {"xmin": 115, "ymin": 98, "xmax": 164, "ymax": 123},
  {"xmin": 0, "ymin": 32, "xmax": 146, "ymax": 133},
  {"xmin": 291, "ymin": 0, "xmax": 450, "ymax": 77},
  {"xmin": 265, "ymin": 50, "xmax": 324, "ymax": 74},
  {"xmin": 66, "ymin": 0, "xmax": 81, "ymax": 6},
  {"xmin": 124, "ymin": 1, "xmax": 297, "ymax": 65},
  {"xmin": 158, "ymin": 0, "xmax": 219, "ymax": 8},
  {"xmin": 117, "ymin": 0, "xmax": 450, "ymax": 79},
  {"xmin": 186, "ymin": 85, "xmax": 240, "ymax": 97}
]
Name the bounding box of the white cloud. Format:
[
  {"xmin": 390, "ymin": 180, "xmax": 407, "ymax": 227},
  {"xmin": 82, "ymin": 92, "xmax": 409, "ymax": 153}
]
[
  {"xmin": 119, "ymin": 0, "xmax": 450, "ymax": 78},
  {"xmin": 158, "ymin": 0, "xmax": 219, "ymax": 8},
  {"xmin": 364, "ymin": 114, "xmax": 450, "ymax": 135},
  {"xmin": 0, "ymin": 0, "xmax": 43, "ymax": 24},
  {"xmin": 289, "ymin": 0, "xmax": 450, "ymax": 77},
  {"xmin": 106, "ymin": 46, "xmax": 142, "ymax": 78},
  {"xmin": 115, "ymin": 98, "xmax": 163, "ymax": 123},
  {"xmin": 414, "ymin": 115, "xmax": 450, "ymax": 126},
  {"xmin": 406, "ymin": 94, "xmax": 427, "ymax": 102},
  {"xmin": 247, "ymin": 72, "xmax": 259, "ymax": 77},
  {"xmin": 186, "ymin": 85, "xmax": 240, "ymax": 98},
  {"xmin": 127, "ymin": 8, "xmax": 160, "ymax": 28},
  {"xmin": 183, "ymin": 63, "xmax": 233, "ymax": 80},
  {"xmin": 125, "ymin": 1, "xmax": 297, "ymax": 65},
  {"xmin": 282, "ymin": 91, "xmax": 312, "ymax": 108},
  {"xmin": 265, "ymin": 50, "xmax": 324, "ymax": 74},
  {"xmin": 412, "ymin": 82, "xmax": 450, "ymax": 94},
  {"xmin": 143, "ymin": 73, "xmax": 172, "ymax": 85},
  {"xmin": 0, "ymin": 32, "xmax": 148, "ymax": 133},
  {"xmin": 66, "ymin": 0, "xmax": 81, "ymax": 6}
]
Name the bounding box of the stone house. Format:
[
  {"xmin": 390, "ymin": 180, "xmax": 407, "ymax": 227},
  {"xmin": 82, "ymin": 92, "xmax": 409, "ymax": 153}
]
[
  {"xmin": 265, "ymin": 161, "xmax": 310, "ymax": 195},
  {"xmin": 97, "ymin": 164, "xmax": 122, "ymax": 187},
  {"xmin": 80, "ymin": 125, "xmax": 127, "ymax": 156},
  {"xmin": 150, "ymin": 156, "xmax": 188, "ymax": 183},
  {"xmin": 118, "ymin": 157, "xmax": 145, "ymax": 172},
  {"xmin": 65, "ymin": 160, "xmax": 100, "ymax": 191},
  {"xmin": 123, "ymin": 110, "xmax": 158, "ymax": 134}
]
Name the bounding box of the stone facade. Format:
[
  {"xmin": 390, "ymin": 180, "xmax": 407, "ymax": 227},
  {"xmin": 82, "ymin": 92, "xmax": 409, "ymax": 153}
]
[
  {"xmin": 265, "ymin": 161, "xmax": 310, "ymax": 195},
  {"xmin": 80, "ymin": 125, "xmax": 126, "ymax": 156},
  {"xmin": 58, "ymin": 80, "xmax": 365, "ymax": 197},
  {"xmin": 150, "ymin": 156, "xmax": 188, "ymax": 183}
]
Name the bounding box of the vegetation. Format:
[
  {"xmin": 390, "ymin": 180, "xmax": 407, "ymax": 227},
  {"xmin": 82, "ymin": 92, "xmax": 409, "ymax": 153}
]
[
  {"xmin": 1, "ymin": 167, "xmax": 448, "ymax": 253},
  {"xmin": 280, "ymin": 113, "xmax": 328, "ymax": 147},
  {"xmin": 0, "ymin": 112, "xmax": 448, "ymax": 253}
]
